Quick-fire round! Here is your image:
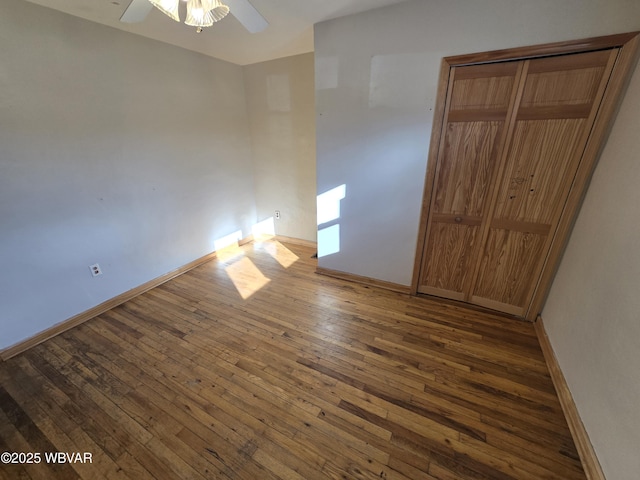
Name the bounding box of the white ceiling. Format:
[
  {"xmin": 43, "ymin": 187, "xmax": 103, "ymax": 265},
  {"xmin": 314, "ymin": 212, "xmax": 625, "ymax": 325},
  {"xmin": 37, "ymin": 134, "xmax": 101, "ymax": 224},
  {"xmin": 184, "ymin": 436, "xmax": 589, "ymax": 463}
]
[{"xmin": 25, "ymin": 0, "xmax": 409, "ymax": 65}]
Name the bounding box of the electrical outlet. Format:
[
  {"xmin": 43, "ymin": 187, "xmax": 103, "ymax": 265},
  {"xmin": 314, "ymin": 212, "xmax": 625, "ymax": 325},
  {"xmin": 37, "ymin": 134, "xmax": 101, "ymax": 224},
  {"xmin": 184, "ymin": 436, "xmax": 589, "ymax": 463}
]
[
  {"xmin": 275, "ymin": 210, "xmax": 281, "ymax": 220},
  {"xmin": 89, "ymin": 263, "xmax": 102, "ymax": 277}
]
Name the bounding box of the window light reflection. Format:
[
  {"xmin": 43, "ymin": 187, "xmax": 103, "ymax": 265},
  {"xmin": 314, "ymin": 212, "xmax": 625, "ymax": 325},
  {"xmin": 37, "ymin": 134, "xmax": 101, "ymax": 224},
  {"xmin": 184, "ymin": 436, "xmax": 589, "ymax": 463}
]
[
  {"xmin": 224, "ymin": 257, "xmax": 270, "ymax": 300},
  {"xmin": 317, "ymin": 184, "xmax": 346, "ymax": 226},
  {"xmin": 263, "ymin": 240, "xmax": 299, "ymax": 268}
]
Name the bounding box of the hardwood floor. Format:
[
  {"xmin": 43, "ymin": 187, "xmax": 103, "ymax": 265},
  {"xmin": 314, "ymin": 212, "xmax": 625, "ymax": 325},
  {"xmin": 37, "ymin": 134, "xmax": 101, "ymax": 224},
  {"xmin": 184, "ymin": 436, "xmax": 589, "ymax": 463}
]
[{"xmin": 0, "ymin": 239, "xmax": 585, "ymax": 479}]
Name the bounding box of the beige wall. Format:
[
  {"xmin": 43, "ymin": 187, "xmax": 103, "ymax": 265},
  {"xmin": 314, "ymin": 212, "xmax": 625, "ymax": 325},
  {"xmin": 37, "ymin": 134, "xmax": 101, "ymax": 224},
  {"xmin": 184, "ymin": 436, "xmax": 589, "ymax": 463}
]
[
  {"xmin": 0, "ymin": 0, "xmax": 255, "ymax": 349},
  {"xmin": 244, "ymin": 54, "xmax": 317, "ymax": 242}
]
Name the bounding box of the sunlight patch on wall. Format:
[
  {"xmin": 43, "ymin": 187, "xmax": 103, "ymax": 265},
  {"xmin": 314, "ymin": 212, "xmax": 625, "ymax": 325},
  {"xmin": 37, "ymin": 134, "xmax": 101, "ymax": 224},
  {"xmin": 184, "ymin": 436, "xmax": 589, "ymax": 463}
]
[
  {"xmin": 252, "ymin": 216, "xmax": 276, "ymax": 241},
  {"xmin": 316, "ymin": 183, "xmax": 347, "ymax": 258},
  {"xmin": 214, "ymin": 230, "xmax": 243, "ymax": 250},
  {"xmin": 317, "ymin": 184, "xmax": 346, "ymax": 225},
  {"xmin": 214, "ymin": 230, "xmax": 244, "ymax": 262},
  {"xmin": 224, "ymin": 257, "xmax": 271, "ymax": 300},
  {"xmin": 318, "ymin": 224, "xmax": 340, "ymax": 258},
  {"xmin": 317, "ymin": 184, "xmax": 346, "ymax": 258}
]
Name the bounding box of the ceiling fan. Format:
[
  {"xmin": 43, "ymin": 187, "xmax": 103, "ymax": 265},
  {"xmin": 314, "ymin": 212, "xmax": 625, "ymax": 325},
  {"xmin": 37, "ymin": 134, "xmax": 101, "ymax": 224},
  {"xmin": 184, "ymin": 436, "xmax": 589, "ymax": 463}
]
[{"xmin": 120, "ymin": 0, "xmax": 268, "ymax": 33}]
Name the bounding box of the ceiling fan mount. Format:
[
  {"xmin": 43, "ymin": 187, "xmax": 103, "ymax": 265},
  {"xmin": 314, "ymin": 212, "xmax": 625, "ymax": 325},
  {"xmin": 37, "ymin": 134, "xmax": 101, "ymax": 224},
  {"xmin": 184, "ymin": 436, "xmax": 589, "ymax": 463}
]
[{"xmin": 120, "ymin": 0, "xmax": 268, "ymax": 33}]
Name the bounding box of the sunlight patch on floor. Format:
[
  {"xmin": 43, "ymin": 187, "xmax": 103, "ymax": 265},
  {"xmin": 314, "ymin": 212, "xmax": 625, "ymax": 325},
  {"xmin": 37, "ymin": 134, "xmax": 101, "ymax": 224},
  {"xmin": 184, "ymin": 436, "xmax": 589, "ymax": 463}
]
[
  {"xmin": 214, "ymin": 230, "xmax": 245, "ymax": 262},
  {"xmin": 213, "ymin": 220, "xmax": 300, "ymax": 299},
  {"xmin": 224, "ymin": 256, "xmax": 271, "ymax": 300},
  {"xmin": 262, "ymin": 240, "xmax": 299, "ymax": 268},
  {"xmin": 215, "ymin": 243, "xmax": 245, "ymax": 263}
]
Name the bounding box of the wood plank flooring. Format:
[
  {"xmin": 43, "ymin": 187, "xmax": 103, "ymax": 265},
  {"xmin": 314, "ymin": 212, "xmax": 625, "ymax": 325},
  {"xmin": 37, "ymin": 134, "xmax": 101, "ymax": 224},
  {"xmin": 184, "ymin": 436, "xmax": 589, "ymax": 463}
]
[{"xmin": 0, "ymin": 239, "xmax": 585, "ymax": 479}]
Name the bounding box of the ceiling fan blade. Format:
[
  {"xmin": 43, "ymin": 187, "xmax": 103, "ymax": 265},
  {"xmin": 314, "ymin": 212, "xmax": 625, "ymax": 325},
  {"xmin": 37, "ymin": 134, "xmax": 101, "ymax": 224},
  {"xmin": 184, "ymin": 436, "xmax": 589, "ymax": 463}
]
[
  {"xmin": 226, "ymin": 0, "xmax": 268, "ymax": 33},
  {"xmin": 120, "ymin": 0, "xmax": 153, "ymax": 23}
]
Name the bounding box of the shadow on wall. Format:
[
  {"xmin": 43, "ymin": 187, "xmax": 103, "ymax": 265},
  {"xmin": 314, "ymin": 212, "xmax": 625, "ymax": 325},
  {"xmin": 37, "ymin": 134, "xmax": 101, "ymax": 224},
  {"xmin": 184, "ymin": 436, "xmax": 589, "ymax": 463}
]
[{"xmin": 317, "ymin": 184, "xmax": 346, "ymax": 258}]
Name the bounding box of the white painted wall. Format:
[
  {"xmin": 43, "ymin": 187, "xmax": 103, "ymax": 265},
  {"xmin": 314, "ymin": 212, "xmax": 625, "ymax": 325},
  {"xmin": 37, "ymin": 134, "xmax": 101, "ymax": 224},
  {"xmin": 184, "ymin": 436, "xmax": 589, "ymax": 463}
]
[
  {"xmin": 0, "ymin": 0, "xmax": 255, "ymax": 349},
  {"xmin": 542, "ymin": 68, "xmax": 640, "ymax": 479},
  {"xmin": 315, "ymin": 1, "xmax": 640, "ymax": 478},
  {"xmin": 244, "ymin": 53, "xmax": 317, "ymax": 242}
]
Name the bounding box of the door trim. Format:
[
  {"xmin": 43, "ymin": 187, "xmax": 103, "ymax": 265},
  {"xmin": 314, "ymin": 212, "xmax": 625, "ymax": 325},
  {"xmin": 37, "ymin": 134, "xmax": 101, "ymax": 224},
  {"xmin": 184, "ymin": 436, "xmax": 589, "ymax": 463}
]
[{"xmin": 412, "ymin": 32, "xmax": 640, "ymax": 320}]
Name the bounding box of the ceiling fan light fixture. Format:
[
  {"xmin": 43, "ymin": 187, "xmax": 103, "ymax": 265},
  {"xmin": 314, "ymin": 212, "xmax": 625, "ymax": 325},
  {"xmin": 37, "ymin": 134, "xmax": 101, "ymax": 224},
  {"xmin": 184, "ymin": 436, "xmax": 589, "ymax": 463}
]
[
  {"xmin": 121, "ymin": 0, "xmax": 267, "ymax": 34},
  {"xmin": 202, "ymin": 0, "xmax": 230, "ymax": 22},
  {"xmin": 148, "ymin": 0, "xmax": 180, "ymax": 22},
  {"xmin": 185, "ymin": 0, "xmax": 215, "ymax": 27}
]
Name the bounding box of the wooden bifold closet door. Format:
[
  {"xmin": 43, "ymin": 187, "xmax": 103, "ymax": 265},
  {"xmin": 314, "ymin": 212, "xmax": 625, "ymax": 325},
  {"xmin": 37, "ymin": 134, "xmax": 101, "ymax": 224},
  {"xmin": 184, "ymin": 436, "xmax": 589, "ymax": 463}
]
[{"xmin": 414, "ymin": 33, "xmax": 640, "ymax": 320}]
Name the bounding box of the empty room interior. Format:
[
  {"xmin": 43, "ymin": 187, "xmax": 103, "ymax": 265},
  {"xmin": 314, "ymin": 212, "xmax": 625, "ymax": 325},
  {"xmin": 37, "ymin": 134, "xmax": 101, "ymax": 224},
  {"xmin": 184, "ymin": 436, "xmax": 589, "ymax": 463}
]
[{"xmin": 1, "ymin": 0, "xmax": 639, "ymax": 479}]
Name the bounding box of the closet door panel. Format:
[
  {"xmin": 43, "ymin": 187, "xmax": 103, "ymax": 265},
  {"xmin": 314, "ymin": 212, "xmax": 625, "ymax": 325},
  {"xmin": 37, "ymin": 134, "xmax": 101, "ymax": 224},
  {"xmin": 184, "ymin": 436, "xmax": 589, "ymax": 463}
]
[
  {"xmin": 420, "ymin": 221, "xmax": 480, "ymax": 299},
  {"xmin": 418, "ymin": 121, "xmax": 501, "ymax": 296},
  {"xmin": 493, "ymin": 118, "xmax": 586, "ymax": 224},
  {"xmin": 471, "ymin": 229, "xmax": 547, "ymax": 315},
  {"xmin": 519, "ymin": 50, "xmax": 610, "ymax": 108},
  {"xmin": 450, "ymin": 63, "xmax": 517, "ymax": 112},
  {"xmin": 433, "ymin": 121, "xmax": 503, "ymax": 216},
  {"xmin": 469, "ymin": 50, "xmax": 614, "ymax": 312},
  {"xmin": 418, "ymin": 63, "xmax": 519, "ymax": 298}
]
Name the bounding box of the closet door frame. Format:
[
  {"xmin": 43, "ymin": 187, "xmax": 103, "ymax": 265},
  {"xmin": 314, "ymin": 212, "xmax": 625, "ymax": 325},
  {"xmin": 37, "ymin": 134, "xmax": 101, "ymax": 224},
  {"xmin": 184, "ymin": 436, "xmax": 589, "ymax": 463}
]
[{"xmin": 411, "ymin": 32, "xmax": 640, "ymax": 321}]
